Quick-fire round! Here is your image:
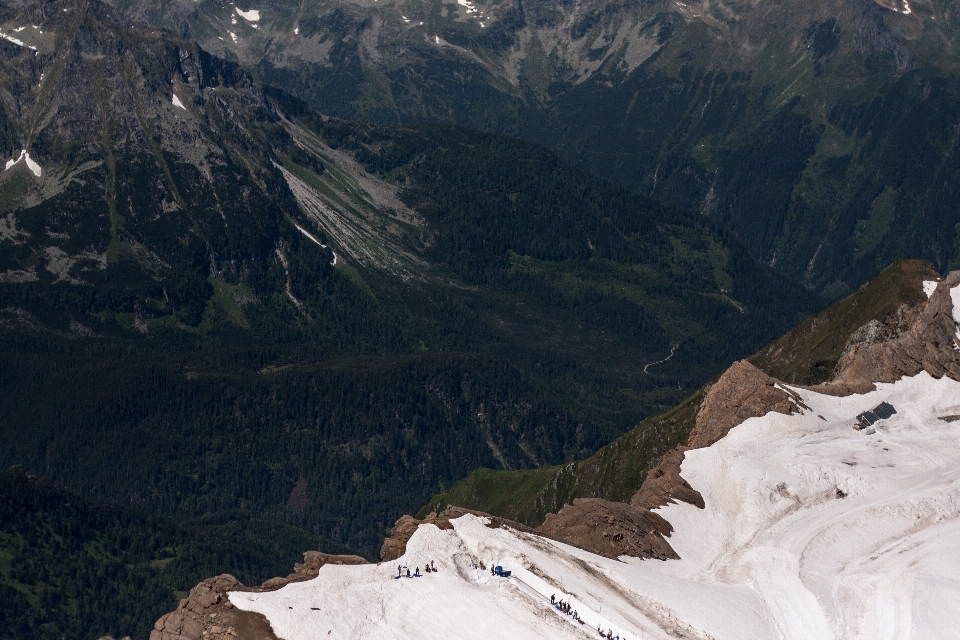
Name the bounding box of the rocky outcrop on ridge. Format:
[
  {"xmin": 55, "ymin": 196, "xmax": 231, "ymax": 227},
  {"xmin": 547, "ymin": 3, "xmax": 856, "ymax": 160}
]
[
  {"xmin": 630, "ymin": 447, "xmax": 704, "ymax": 511},
  {"xmin": 381, "ymin": 506, "xmax": 537, "ymax": 560},
  {"xmin": 538, "ymin": 498, "xmax": 679, "ymax": 560},
  {"xmin": 828, "ymin": 271, "xmax": 960, "ymax": 393},
  {"xmin": 686, "ymin": 360, "xmax": 808, "ymax": 449},
  {"xmin": 151, "ymin": 550, "xmax": 368, "ymax": 640},
  {"xmin": 150, "ymin": 575, "xmax": 277, "ymax": 640},
  {"xmin": 259, "ymin": 550, "xmax": 367, "ymax": 589}
]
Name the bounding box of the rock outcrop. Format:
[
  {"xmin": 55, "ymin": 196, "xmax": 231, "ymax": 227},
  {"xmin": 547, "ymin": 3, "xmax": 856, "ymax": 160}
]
[
  {"xmin": 260, "ymin": 551, "xmax": 367, "ymax": 589},
  {"xmin": 830, "ymin": 271, "xmax": 960, "ymax": 393},
  {"xmin": 687, "ymin": 360, "xmax": 807, "ymax": 449},
  {"xmin": 538, "ymin": 498, "xmax": 678, "ymax": 560},
  {"xmin": 151, "ymin": 550, "xmax": 369, "ymax": 640},
  {"xmin": 630, "ymin": 447, "xmax": 704, "ymax": 511},
  {"xmin": 381, "ymin": 506, "xmax": 535, "ymax": 560},
  {"xmin": 150, "ymin": 575, "xmax": 277, "ymax": 640}
]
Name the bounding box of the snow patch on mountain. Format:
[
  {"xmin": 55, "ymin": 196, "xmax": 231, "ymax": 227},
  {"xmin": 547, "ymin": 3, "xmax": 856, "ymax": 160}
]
[
  {"xmin": 230, "ymin": 367, "xmax": 960, "ymax": 640},
  {"xmin": 923, "ymin": 280, "xmax": 939, "ymax": 298},
  {"xmin": 172, "ymin": 94, "xmax": 186, "ymax": 110},
  {"xmin": 0, "ymin": 30, "xmax": 36, "ymax": 50},
  {"xmin": 951, "ymin": 285, "xmax": 960, "ymax": 334},
  {"xmin": 4, "ymin": 150, "xmax": 41, "ymax": 177},
  {"xmin": 235, "ymin": 8, "xmax": 260, "ymax": 22}
]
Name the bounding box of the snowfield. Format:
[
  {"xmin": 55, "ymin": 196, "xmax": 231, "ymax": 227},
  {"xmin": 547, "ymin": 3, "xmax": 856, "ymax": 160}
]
[
  {"xmin": 232, "ymin": 373, "xmax": 960, "ymax": 640},
  {"xmin": 5, "ymin": 150, "xmax": 41, "ymax": 177}
]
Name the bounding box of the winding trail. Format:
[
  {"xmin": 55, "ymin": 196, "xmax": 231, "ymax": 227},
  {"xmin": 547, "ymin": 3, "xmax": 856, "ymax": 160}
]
[
  {"xmin": 294, "ymin": 222, "xmax": 337, "ymax": 266},
  {"xmin": 644, "ymin": 344, "xmax": 677, "ymax": 374}
]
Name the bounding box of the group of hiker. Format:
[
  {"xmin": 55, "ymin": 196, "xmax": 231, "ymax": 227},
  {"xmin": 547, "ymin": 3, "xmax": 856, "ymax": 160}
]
[
  {"xmin": 550, "ymin": 594, "xmax": 584, "ymax": 625},
  {"xmin": 550, "ymin": 594, "xmax": 626, "ymax": 639},
  {"xmin": 396, "ymin": 560, "xmax": 437, "ymax": 578}
]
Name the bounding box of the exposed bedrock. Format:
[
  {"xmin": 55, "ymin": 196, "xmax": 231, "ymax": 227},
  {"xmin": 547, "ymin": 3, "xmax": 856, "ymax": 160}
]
[
  {"xmin": 539, "ymin": 498, "xmax": 678, "ymax": 560},
  {"xmin": 830, "ymin": 270, "xmax": 960, "ymax": 393},
  {"xmin": 151, "ymin": 551, "xmax": 367, "ymax": 640}
]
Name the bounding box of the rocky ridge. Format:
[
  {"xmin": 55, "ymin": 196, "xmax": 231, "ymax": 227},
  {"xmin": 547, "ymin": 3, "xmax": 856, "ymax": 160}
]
[{"xmin": 150, "ymin": 552, "xmax": 366, "ymax": 640}]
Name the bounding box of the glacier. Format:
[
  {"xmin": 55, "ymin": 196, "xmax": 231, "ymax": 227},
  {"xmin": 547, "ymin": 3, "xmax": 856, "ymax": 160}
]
[{"xmin": 230, "ymin": 287, "xmax": 960, "ymax": 640}]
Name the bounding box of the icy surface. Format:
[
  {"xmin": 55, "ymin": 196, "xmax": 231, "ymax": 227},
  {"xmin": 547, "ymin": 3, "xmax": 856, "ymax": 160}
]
[
  {"xmin": 232, "ymin": 372, "xmax": 960, "ymax": 640},
  {"xmin": 172, "ymin": 94, "xmax": 186, "ymax": 110},
  {"xmin": 235, "ymin": 8, "xmax": 260, "ymax": 21},
  {"xmin": 5, "ymin": 150, "xmax": 41, "ymax": 177},
  {"xmin": 923, "ymin": 280, "xmax": 939, "ymax": 298}
]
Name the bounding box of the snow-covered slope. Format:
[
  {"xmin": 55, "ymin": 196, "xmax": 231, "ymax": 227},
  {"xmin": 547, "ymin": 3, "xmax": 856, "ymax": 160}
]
[{"xmin": 231, "ymin": 371, "xmax": 960, "ymax": 639}]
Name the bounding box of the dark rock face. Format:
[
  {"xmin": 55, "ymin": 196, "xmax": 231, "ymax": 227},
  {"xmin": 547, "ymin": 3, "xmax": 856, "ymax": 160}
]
[{"xmin": 0, "ymin": 0, "xmax": 310, "ymax": 321}]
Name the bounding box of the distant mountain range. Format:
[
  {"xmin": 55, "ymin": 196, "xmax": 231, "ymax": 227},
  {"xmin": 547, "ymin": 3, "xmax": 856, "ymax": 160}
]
[
  {"xmin": 0, "ymin": 0, "xmax": 815, "ymax": 568},
  {"xmin": 103, "ymin": 0, "xmax": 960, "ymax": 297}
]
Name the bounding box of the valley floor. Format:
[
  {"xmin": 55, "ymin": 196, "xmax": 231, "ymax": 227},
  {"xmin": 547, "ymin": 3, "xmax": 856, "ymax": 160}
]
[{"xmin": 231, "ymin": 372, "xmax": 960, "ymax": 640}]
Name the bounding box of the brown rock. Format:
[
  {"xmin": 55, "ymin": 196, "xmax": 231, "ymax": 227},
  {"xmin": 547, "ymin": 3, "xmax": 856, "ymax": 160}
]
[
  {"xmin": 630, "ymin": 447, "xmax": 704, "ymax": 511},
  {"xmin": 830, "ymin": 271, "xmax": 960, "ymax": 392},
  {"xmin": 255, "ymin": 550, "xmax": 369, "ymax": 589},
  {"xmin": 687, "ymin": 360, "xmax": 806, "ymax": 449},
  {"xmin": 150, "ymin": 574, "xmax": 280, "ymax": 640},
  {"xmin": 538, "ymin": 498, "xmax": 678, "ymax": 560}
]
